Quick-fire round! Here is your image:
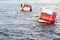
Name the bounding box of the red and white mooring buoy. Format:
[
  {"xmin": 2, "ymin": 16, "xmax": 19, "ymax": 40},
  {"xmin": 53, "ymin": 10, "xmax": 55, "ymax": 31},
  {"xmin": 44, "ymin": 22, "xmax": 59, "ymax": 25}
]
[
  {"xmin": 38, "ymin": 8, "xmax": 57, "ymax": 24},
  {"xmin": 20, "ymin": 4, "xmax": 32, "ymax": 12}
]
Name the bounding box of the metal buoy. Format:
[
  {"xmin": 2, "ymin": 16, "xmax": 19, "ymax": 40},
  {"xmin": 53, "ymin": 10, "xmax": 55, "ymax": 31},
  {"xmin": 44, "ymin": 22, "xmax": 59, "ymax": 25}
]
[
  {"xmin": 20, "ymin": 4, "xmax": 32, "ymax": 12},
  {"xmin": 38, "ymin": 8, "xmax": 57, "ymax": 24}
]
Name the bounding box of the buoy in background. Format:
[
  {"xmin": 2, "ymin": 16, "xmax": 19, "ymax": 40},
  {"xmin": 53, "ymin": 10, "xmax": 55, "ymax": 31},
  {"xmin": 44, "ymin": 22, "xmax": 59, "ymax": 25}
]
[
  {"xmin": 38, "ymin": 8, "xmax": 57, "ymax": 24},
  {"xmin": 20, "ymin": 4, "xmax": 32, "ymax": 12}
]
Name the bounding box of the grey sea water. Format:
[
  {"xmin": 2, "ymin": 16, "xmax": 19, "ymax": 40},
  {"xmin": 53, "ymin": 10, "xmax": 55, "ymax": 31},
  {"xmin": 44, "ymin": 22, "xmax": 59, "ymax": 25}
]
[{"xmin": 0, "ymin": 1, "xmax": 60, "ymax": 40}]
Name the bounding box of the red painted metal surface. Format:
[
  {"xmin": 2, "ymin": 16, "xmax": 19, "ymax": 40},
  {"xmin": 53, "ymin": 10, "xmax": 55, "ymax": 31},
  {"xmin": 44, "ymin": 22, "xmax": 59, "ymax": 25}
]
[
  {"xmin": 20, "ymin": 4, "xmax": 32, "ymax": 12},
  {"xmin": 38, "ymin": 9, "xmax": 57, "ymax": 24}
]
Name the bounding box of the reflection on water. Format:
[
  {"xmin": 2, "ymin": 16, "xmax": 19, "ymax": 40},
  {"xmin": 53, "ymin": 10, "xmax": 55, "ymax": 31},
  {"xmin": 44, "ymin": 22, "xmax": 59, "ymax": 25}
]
[{"xmin": 0, "ymin": 1, "xmax": 60, "ymax": 40}]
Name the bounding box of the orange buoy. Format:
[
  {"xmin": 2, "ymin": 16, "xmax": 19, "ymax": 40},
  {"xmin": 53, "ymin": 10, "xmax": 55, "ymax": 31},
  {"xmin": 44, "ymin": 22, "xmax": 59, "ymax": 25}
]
[
  {"xmin": 38, "ymin": 8, "xmax": 57, "ymax": 24},
  {"xmin": 20, "ymin": 4, "xmax": 32, "ymax": 12}
]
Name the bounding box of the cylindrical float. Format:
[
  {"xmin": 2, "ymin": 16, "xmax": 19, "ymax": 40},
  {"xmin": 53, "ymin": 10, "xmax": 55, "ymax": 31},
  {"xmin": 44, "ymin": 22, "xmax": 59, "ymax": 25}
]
[
  {"xmin": 38, "ymin": 8, "xmax": 57, "ymax": 24},
  {"xmin": 20, "ymin": 4, "xmax": 32, "ymax": 12}
]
